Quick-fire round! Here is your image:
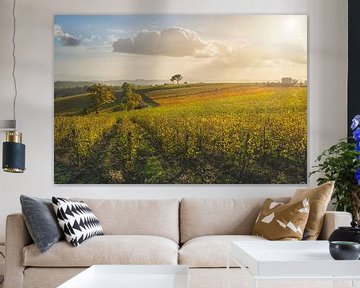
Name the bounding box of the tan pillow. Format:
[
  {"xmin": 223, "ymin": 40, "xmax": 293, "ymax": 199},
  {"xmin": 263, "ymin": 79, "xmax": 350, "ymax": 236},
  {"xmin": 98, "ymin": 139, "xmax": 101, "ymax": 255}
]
[
  {"xmin": 252, "ymin": 198, "xmax": 310, "ymax": 240},
  {"xmin": 290, "ymin": 181, "xmax": 334, "ymax": 240}
]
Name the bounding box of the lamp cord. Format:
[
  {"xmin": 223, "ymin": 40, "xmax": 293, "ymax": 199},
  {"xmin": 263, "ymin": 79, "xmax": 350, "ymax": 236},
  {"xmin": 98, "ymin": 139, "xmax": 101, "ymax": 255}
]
[{"xmin": 11, "ymin": 0, "xmax": 17, "ymax": 128}]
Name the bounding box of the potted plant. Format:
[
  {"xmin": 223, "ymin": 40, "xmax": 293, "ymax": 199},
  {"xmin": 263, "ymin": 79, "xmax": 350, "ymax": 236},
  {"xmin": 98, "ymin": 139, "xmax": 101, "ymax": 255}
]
[{"xmin": 310, "ymin": 115, "xmax": 360, "ymax": 222}]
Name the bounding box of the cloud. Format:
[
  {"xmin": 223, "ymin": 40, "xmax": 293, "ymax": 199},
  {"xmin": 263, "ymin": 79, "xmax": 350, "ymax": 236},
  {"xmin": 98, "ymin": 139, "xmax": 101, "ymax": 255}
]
[
  {"xmin": 111, "ymin": 26, "xmax": 305, "ymax": 67},
  {"xmin": 283, "ymin": 44, "xmax": 307, "ymax": 64},
  {"xmin": 257, "ymin": 42, "xmax": 307, "ymax": 65},
  {"xmin": 112, "ymin": 27, "xmax": 230, "ymax": 58},
  {"xmin": 207, "ymin": 41, "xmax": 307, "ymax": 70},
  {"xmin": 107, "ymin": 28, "xmax": 126, "ymax": 35},
  {"xmin": 54, "ymin": 24, "xmax": 81, "ymax": 46}
]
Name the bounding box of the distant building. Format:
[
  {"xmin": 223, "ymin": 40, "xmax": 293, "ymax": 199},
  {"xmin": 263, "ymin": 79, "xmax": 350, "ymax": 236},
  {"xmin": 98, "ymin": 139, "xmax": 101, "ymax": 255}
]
[
  {"xmin": 260, "ymin": 77, "xmax": 306, "ymax": 87},
  {"xmin": 281, "ymin": 77, "xmax": 292, "ymax": 86}
]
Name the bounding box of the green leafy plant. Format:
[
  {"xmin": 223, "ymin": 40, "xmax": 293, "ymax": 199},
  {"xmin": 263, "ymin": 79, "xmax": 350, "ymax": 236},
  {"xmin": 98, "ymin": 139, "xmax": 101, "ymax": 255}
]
[{"xmin": 310, "ymin": 115, "xmax": 360, "ymax": 221}]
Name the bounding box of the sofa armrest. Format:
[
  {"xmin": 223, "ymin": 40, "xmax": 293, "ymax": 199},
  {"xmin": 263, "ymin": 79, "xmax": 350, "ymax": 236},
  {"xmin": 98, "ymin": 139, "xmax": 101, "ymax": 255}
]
[
  {"xmin": 4, "ymin": 214, "xmax": 32, "ymax": 288},
  {"xmin": 318, "ymin": 211, "xmax": 352, "ymax": 240}
]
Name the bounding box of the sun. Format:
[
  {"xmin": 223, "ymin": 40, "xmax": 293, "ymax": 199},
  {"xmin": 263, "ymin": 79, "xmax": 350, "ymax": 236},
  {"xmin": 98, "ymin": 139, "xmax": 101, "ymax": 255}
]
[{"xmin": 286, "ymin": 18, "xmax": 299, "ymax": 33}]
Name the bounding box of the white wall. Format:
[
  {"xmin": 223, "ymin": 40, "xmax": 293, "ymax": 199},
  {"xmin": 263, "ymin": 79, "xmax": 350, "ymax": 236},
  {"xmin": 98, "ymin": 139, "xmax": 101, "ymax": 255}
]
[{"xmin": 0, "ymin": 0, "xmax": 348, "ymax": 242}]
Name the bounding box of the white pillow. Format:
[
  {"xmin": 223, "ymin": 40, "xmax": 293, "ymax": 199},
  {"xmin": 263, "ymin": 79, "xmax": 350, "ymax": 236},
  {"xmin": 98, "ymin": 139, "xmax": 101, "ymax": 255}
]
[{"xmin": 52, "ymin": 197, "xmax": 103, "ymax": 246}]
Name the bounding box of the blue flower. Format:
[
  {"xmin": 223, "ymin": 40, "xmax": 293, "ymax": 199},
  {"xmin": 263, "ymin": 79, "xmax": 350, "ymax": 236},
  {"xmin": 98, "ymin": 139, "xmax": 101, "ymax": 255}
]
[
  {"xmin": 352, "ymin": 115, "xmax": 360, "ymax": 130},
  {"xmin": 350, "ymin": 115, "xmax": 360, "ymax": 186},
  {"xmin": 356, "ymin": 167, "xmax": 360, "ymax": 186},
  {"xmin": 353, "ymin": 128, "xmax": 360, "ymax": 142}
]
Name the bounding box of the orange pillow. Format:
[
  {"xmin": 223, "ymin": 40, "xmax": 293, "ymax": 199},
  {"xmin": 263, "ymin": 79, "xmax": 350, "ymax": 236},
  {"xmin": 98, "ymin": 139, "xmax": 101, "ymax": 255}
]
[
  {"xmin": 289, "ymin": 181, "xmax": 334, "ymax": 240},
  {"xmin": 252, "ymin": 198, "xmax": 310, "ymax": 240}
]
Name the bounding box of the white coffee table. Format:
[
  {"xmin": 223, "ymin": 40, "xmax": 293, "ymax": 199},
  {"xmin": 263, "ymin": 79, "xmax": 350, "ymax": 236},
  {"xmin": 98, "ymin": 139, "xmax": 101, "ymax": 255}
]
[
  {"xmin": 58, "ymin": 265, "xmax": 189, "ymax": 288},
  {"xmin": 228, "ymin": 241, "xmax": 360, "ymax": 288}
]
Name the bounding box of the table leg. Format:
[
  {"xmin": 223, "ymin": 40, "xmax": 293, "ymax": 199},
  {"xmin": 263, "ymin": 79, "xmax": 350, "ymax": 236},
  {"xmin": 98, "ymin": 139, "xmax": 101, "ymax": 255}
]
[
  {"xmin": 226, "ymin": 251, "xmax": 230, "ymax": 288},
  {"xmin": 352, "ymin": 279, "xmax": 360, "ymax": 288},
  {"xmin": 252, "ymin": 278, "xmax": 258, "ymax": 288},
  {"xmin": 332, "ymin": 279, "xmax": 345, "ymax": 288}
]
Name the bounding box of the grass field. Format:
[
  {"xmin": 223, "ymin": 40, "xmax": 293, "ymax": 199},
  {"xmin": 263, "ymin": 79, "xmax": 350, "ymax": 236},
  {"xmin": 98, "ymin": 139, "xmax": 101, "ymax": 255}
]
[{"xmin": 54, "ymin": 83, "xmax": 307, "ymax": 184}]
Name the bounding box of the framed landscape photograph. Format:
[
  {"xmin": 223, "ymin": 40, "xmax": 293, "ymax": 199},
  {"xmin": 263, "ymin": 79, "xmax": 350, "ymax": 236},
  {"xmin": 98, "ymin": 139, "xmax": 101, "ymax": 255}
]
[{"xmin": 54, "ymin": 15, "xmax": 307, "ymax": 184}]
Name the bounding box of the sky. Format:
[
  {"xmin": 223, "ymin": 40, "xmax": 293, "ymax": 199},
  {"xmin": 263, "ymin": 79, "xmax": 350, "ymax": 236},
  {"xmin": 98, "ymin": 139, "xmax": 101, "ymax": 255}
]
[{"xmin": 54, "ymin": 15, "xmax": 307, "ymax": 83}]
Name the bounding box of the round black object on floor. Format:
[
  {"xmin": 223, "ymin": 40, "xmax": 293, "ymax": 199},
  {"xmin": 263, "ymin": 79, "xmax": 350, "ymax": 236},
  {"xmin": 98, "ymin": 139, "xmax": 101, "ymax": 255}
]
[{"xmin": 329, "ymin": 241, "xmax": 360, "ymax": 260}]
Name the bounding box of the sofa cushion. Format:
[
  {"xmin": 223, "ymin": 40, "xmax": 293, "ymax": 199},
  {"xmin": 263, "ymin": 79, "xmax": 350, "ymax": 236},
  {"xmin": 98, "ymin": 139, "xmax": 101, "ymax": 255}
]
[
  {"xmin": 52, "ymin": 197, "xmax": 104, "ymax": 247},
  {"xmin": 20, "ymin": 195, "xmax": 64, "ymax": 253},
  {"xmin": 290, "ymin": 181, "xmax": 334, "ymax": 240},
  {"xmin": 24, "ymin": 268, "xmax": 86, "ymax": 288},
  {"xmin": 23, "ymin": 235, "xmax": 178, "ymax": 267},
  {"xmin": 180, "ymin": 198, "xmax": 289, "ymax": 243},
  {"xmin": 179, "ymin": 235, "xmax": 267, "ymax": 268},
  {"xmin": 72, "ymin": 198, "xmax": 179, "ymax": 243},
  {"xmin": 252, "ymin": 198, "xmax": 310, "ymax": 240}
]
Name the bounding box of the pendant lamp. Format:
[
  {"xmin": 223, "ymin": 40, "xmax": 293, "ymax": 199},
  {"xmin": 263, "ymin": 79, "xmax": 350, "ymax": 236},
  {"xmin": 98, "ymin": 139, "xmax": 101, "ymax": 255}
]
[{"xmin": 1, "ymin": 0, "xmax": 26, "ymax": 173}]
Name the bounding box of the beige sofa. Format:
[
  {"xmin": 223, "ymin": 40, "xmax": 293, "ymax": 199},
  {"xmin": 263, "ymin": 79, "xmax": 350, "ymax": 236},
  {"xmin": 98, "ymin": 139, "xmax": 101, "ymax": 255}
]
[{"xmin": 4, "ymin": 198, "xmax": 352, "ymax": 288}]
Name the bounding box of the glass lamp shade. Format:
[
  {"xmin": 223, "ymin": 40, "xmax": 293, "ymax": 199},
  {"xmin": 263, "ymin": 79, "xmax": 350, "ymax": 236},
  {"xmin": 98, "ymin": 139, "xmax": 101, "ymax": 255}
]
[{"xmin": 2, "ymin": 131, "xmax": 25, "ymax": 173}]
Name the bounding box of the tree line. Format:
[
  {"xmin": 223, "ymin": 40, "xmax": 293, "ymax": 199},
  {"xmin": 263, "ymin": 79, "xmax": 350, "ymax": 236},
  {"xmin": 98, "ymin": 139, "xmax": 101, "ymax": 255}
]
[
  {"xmin": 85, "ymin": 82, "xmax": 145, "ymax": 114},
  {"xmin": 55, "ymin": 86, "xmax": 90, "ymax": 98}
]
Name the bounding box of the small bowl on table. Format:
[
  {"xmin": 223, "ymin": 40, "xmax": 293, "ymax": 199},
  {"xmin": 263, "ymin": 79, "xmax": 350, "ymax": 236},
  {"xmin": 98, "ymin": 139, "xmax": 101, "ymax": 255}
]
[{"xmin": 329, "ymin": 241, "xmax": 360, "ymax": 260}]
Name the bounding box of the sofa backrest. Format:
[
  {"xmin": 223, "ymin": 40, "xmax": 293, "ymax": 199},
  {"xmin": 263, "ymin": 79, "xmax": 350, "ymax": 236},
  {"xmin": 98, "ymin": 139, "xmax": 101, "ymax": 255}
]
[
  {"xmin": 73, "ymin": 198, "xmax": 180, "ymax": 243},
  {"xmin": 180, "ymin": 198, "xmax": 289, "ymax": 243}
]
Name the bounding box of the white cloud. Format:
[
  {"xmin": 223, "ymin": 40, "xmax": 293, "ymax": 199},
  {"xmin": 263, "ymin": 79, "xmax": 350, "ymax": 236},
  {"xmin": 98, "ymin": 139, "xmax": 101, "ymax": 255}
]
[
  {"xmin": 54, "ymin": 24, "xmax": 81, "ymax": 46},
  {"xmin": 84, "ymin": 35, "xmax": 98, "ymax": 43},
  {"xmin": 257, "ymin": 42, "xmax": 307, "ymax": 65},
  {"xmin": 112, "ymin": 27, "xmax": 231, "ymax": 58},
  {"xmin": 111, "ymin": 26, "xmax": 305, "ymax": 69},
  {"xmin": 208, "ymin": 41, "xmax": 307, "ymax": 70},
  {"xmin": 107, "ymin": 28, "xmax": 126, "ymax": 35}
]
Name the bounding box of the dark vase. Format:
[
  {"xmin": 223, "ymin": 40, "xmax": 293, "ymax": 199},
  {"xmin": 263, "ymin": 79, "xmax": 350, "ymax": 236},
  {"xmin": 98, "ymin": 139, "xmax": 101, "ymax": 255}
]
[
  {"xmin": 328, "ymin": 221, "xmax": 360, "ymax": 244},
  {"xmin": 329, "ymin": 241, "xmax": 360, "ymax": 260}
]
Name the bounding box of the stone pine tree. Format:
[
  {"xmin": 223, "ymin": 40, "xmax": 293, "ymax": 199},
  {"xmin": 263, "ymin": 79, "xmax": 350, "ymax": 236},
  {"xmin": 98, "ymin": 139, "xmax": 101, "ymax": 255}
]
[
  {"xmin": 87, "ymin": 83, "xmax": 116, "ymax": 113},
  {"xmin": 170, "ymin": 74, "xmax": 183, "ymax": 84}
]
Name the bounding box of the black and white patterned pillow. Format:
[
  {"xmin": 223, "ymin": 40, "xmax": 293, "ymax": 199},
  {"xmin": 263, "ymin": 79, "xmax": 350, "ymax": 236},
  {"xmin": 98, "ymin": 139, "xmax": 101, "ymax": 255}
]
[{"xmin": 52, "ymin": 197, "xmax": 104, "ymax": 247}]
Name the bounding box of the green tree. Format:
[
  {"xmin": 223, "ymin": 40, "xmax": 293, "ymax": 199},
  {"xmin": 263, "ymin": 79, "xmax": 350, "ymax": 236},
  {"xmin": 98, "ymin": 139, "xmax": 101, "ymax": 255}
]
[
  {"xmin": 310, "ymin": 139, "xmax": 360, "ymax": 220},
  {"xmin": 122, "ymin": 82, "xmax": 133, "ymax": 92},
  {"xmin": 122, "ymin": 82, "xmax": 141, "ymax": 110},
  {"xmin": 87, "ymin": 83, "xmax": 116, "ymax": 113},
  {"xmin": 170, "ymin": 74, "xmax": 183, "ymax": 84}
]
